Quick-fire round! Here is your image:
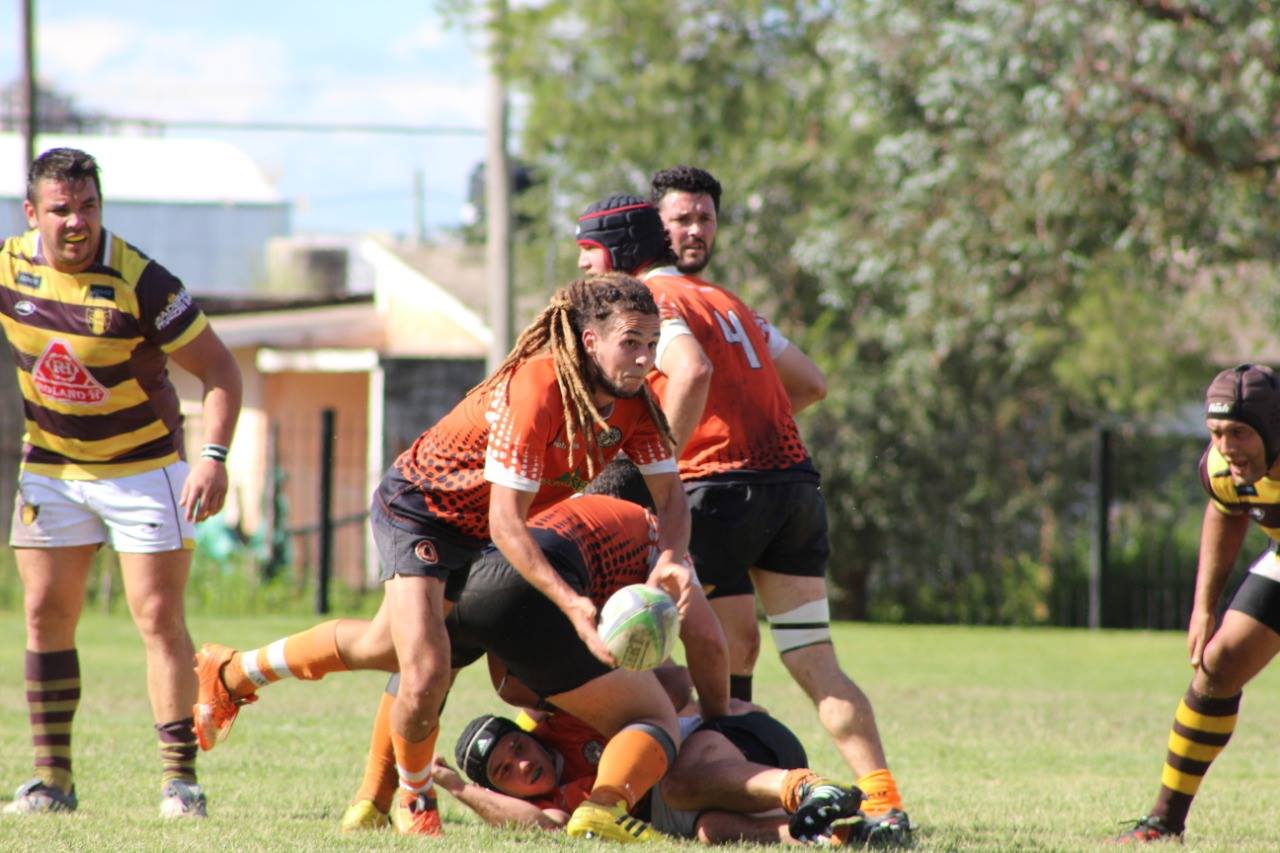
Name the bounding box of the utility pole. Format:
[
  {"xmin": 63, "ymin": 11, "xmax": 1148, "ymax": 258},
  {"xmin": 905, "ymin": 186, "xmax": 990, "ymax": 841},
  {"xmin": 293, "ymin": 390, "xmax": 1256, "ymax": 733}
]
[
  {"xmin": 22, "ymin": 0, "xmax": 38, "ymax": 175},
  {"xmin": 413, "ymin": 168, "xmax": 427, "ymax": 245},
  {"xmin": 485, "ymin": 0, "xmax": 513, "ymax": 370}
]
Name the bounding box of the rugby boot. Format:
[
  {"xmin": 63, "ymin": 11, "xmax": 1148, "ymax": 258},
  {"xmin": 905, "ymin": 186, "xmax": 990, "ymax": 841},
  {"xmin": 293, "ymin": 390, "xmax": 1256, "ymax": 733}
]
[
  {"xmin": 393, "ymin": 792, "xmax": 442, "ymax": 836},
  {"xmin": 159, "ymin": 779, "xmax": 207, "ymax": 818},
  {"xmin": 566, "ymin": 798, "xmax": 662, "ymax": 842},
  {"xmin": 341, "ymin": 798, "xmax": 389, "ymax": 832},
  {"xmin": 1112, "ymin": 815, "xmax": 1183, "ymax": 844},
  {"xmin": 2, "ymin": 778, "xmax": 77, "ymax": 814},
  {"xmin": 193, "ymin": 643, "xmax": 257, "ymax": 751},
  {"xmin": 789, "ymin": 779, "xmax": 863, "ymax": 842}
]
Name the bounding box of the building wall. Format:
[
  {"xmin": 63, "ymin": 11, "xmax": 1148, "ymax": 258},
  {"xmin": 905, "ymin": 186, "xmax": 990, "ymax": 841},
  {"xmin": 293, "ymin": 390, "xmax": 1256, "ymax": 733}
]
[
  {"xmin": 1, "ymin": 199, "xmax": 289, "ymax": 295},
  {"xmin": 381, "ymin": 358, "xmax": 486, "ymax": 466},
  {"xmin": 260, "ymin": 371, "xmax": 371, "ymax": 588}
]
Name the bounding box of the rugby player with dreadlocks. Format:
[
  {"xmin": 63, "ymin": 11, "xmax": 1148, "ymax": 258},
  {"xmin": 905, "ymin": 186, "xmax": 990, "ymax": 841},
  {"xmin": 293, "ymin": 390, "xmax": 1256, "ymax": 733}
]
[
  {"xmin": 1117, "ymin": 364, "xmax": 1280, "ymax": 843},
  {"xmin": 190, "ymin": 273, "xmax": 693, "ymax": 836}
]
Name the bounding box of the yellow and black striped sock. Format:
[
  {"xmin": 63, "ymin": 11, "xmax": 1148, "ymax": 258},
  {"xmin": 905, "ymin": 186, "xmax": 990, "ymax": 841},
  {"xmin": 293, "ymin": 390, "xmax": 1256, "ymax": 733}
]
[
  {"xmin": 1152, "ymin": 688, "xmax": 1240, "ymax": 831},
  {"xmin": 156, "ymin": 718, "xmax": 199, "ymax": 786},
  {"xmin": 26, "ymin": 649, "xmax": 80, "ymax": 794}
]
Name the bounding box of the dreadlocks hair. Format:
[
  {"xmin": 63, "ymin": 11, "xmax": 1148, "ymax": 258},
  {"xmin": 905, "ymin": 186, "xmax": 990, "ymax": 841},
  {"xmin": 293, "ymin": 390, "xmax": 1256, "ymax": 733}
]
[{"xmin": 471, "ymin": 272, "xmax": 676, "ymax": 479}]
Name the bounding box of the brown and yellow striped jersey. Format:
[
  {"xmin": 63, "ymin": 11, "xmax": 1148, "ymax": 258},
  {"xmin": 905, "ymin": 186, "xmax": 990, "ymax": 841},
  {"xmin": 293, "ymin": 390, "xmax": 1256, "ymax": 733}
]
[
  {"xmin": 0, "ymin": 229, "xmax": 207, "ymax": 479},
  {"xmin": 1200, "ymin": 444, "xmax": 1280, "ymax": 543}
]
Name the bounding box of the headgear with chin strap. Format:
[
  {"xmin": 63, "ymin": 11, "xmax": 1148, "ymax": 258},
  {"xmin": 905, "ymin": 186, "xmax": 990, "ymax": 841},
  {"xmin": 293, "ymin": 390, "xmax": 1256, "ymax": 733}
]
[
  {"xmin": 576, "ymin": 194, "xmax": 670, "ymax": 274},
  {"xmin": 455, "ymin": 713, "xmax": 524, "ymax": 792},
  {"xmin": 1205, "ymin": 363, "xmax": 1280, "ymax": 466}
]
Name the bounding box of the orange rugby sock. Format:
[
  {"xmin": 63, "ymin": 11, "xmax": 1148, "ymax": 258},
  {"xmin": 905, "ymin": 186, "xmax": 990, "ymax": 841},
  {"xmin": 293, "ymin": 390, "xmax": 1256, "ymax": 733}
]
[
  {"xmin": 224, "ymin": 620, "xmax": 348, "ymax": 698},
  {"xmin": 856, "ymin": 768, "xmax": 904, "ymax": 816},
  {"xmin": 589, "ymin": 725, "xmax": 674, "ymax": 810},
  {"xmin": 780, "ymin": 768, "xmax": 822, "ymax": 813},
  {"xmin": 392, "ymin": 728, "xmax": 438, "ymax": 801},
  {"xmin": 354, "ymin": 690, "xmax": 398, "ymax": 814}
]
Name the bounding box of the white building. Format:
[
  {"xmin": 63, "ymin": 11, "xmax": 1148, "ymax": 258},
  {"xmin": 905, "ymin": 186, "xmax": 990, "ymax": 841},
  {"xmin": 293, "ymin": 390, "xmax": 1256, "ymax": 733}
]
[{"xmin": 1, "ymin": 133, "xmax": 289, "ymax": 294}]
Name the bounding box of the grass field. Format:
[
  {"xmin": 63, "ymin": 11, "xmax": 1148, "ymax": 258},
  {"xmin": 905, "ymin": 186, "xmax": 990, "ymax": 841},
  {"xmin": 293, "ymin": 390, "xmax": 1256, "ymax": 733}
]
[{"xmin": 2, "ymin": 614, "xmax": 1279, "ymax": 851}]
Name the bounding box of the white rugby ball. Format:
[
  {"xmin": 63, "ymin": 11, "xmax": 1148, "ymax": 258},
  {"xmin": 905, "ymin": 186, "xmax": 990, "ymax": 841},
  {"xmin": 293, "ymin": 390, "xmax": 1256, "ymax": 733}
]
[{"xmin": 598, "ymin": 584, "xmax": 678, "ymax": 671}]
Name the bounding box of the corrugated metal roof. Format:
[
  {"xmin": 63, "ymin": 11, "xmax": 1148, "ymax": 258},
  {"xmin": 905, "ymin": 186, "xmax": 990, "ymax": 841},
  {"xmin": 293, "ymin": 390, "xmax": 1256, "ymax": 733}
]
[{"xmin": 0, "ymin": 133, "xmax": 283, "ymax": 205}]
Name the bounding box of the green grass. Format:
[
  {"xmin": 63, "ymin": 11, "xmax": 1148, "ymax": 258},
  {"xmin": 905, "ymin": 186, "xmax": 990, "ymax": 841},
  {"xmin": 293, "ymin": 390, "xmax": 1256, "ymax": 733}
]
[{"xmin": 2, "ymin": 615, "xmax": 1280, "ymax": 851}]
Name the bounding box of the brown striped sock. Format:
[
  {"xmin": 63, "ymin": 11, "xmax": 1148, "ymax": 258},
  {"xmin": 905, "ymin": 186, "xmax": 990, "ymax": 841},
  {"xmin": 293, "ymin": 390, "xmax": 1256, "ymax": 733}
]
[
  {"xmin": 26, "ymin": 649, "xmax": 80, "ymax": 794},
  {"xmin": 1151, "ymin": 688, "xmax": 1240, "ymax": 832},
  {"xmin": 156, "ymin": 718, "xmax": 199, "ymax": 786}
]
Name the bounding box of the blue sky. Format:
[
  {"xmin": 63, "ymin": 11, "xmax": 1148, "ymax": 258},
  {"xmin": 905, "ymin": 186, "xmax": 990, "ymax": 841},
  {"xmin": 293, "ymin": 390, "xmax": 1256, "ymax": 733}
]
[{"xmin": 1, "ymin": 1, "xmax": 489, "ymax": 236}]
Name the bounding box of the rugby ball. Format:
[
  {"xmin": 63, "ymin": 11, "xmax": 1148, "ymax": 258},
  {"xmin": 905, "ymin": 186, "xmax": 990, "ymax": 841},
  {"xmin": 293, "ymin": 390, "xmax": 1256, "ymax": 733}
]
[{"xmin": 598, "ymin": 584, "xmax": 678, "ymax": 671}]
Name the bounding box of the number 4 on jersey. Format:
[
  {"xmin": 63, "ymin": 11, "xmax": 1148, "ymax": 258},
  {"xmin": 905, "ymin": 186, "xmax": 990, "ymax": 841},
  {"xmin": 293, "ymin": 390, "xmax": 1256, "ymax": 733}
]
[{"xmin": 714, "ymin": 309, "xmax": 761, "ymax": 369}]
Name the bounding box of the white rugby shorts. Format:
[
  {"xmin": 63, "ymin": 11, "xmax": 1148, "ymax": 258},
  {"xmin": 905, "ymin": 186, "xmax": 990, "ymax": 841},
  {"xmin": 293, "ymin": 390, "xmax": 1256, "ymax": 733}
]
[{"xmin": 9, "ymin": 461, "xmax": 195, "ymax": 552}]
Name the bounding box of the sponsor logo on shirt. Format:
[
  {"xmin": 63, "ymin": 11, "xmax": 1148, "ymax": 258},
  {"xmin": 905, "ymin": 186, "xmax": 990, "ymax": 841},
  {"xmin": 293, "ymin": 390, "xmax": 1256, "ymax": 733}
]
[
  {"xmin": 14, "ymin": 300, "xmax": 35, "ymax": 317},
  {"xmin": 89, "ymin": 284, "xmax": 115, "ymax": 300},
  {"xmin": 154, "ymin": 288, "xmax": 193, "ymax": 331},
  {"xmin": 15, "ymin": 272, "xmax": 41, "ymax": 289},
  {"xmin": 31, "ymin": 339, "xmax": 108, "ymax": 405}
]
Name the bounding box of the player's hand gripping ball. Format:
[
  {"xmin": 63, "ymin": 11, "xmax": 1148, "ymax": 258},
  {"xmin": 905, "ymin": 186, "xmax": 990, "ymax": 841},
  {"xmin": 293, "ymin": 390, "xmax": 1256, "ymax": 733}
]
[{"xmin": 598, "ymin": 584, "xmax": 678, "ymax": 671}]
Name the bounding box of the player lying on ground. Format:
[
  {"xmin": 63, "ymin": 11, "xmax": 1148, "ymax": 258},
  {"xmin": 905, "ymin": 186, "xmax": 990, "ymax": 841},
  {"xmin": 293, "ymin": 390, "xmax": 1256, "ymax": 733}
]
[
  {"xmin": 1117, "ymin": 364, "xmax": 1280, "ymax": 843},
  {"xmin": 430, "ymin": 701, "xmax": 864, "ymax": 845},
  {"xmin": 191, "ymin": 275, "xmax": 695, "ymax": 835}
]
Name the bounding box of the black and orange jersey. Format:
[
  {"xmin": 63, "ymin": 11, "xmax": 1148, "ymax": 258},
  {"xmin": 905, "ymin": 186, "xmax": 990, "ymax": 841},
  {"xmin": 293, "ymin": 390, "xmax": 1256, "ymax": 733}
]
[
  {"xmin": 528, "ymin": 493, "xmax": 660, "ymax": 606},
  {"xmin": 524, "ymin": 711, "xmax": 606, "ymax": 813},
  {"xmin": 0, "ymin": 229, "xmax": 207, "ymax": 479},
  {"xmin": 1200, "ymin": 444, "xmax": 1280, "ymax": 543},
  {"xmin": 379, "ymin": 355, "xmax": 675, "ymax": 542},
  {"xmin": 642, "ymin": 267, "xmax": 815, "ymax": 482}
]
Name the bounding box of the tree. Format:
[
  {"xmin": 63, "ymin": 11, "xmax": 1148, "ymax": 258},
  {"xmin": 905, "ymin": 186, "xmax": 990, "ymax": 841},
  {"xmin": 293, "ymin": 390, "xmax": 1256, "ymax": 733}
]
[{"xmin": 471, "ymin": 0, "xmax": 1280, "ymax": 621}]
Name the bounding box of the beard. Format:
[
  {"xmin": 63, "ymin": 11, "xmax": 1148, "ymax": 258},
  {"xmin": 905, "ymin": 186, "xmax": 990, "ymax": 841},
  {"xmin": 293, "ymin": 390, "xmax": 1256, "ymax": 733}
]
[
  {"xmin": 598, "ymin": 375, "xmax": 646, "ymax": 400},
  {"xmin": 675, "ymin": 240, "xmax": 711, "ymax": 274}
]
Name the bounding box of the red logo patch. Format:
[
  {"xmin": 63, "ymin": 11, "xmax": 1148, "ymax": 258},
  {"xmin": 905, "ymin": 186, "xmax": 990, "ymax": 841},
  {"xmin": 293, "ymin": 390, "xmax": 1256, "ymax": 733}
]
[
  {"xmin": 32, "ymin": 339, "xmax": 108, "ymax": 405},
  {"xmin": 414, "ymin": 540, "xmax": 439, "ymax": 564}
]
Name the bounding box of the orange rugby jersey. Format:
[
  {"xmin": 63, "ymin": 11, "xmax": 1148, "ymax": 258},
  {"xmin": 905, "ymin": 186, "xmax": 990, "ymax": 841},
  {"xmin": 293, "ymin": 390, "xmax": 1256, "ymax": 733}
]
[
  {"xmin": 380, "ymin": 355, "xmax": 675, "ymax": 541},
  {"xmin": 0, "ymin": 229, "xmax": 207, "ymax": 479},
  {"xmin": 528, "ymin": 493, "xmax": 661, "ymax": 605},
  {"xmin": 642, "ymin": 267, "xmax": 814, "ymax": 481}
]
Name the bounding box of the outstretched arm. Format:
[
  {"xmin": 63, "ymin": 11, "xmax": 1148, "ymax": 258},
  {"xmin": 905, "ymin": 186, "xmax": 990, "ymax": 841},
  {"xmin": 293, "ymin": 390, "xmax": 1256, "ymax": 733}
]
[{"xmin": 432, "ymin": 758, "xmax": 566, "ymax": 829}]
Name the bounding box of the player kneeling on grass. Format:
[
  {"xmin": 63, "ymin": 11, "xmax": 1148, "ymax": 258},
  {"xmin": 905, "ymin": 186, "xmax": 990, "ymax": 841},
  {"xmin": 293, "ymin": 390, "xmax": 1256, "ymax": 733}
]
[{"xmin": 1116, "ymin": 364, "xmax": 1280, "ymax": 843}]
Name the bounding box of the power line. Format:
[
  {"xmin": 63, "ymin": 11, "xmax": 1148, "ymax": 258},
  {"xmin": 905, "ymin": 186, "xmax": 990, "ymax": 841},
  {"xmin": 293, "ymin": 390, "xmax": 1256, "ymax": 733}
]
[{"xmin": 104, "ymin": 117, "xmax": 484, "ymax": 137}]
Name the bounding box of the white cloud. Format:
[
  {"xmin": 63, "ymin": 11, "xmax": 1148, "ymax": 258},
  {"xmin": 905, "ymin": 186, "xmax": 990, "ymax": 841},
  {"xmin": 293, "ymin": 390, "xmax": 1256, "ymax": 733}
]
[
  {"xmin": 38, "ymin": 19, "xmax": 134, "ymax": 75},
  {"xmin": 38, "ymin": 21, "xmax": 291, "ymax": 122},
  {"xmin": 392, "ymin": 20, "xmax": 445, "ymax": 60}
]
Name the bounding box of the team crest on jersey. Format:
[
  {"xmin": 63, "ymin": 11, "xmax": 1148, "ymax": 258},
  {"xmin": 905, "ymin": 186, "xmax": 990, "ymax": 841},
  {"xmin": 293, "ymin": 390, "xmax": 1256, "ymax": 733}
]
[
  {"xmin": 16, "ymin": 272, "xmax": 41, "ymax": 289},
  {"xmin": 14, "ymin": 300, "xmax": 36, "ymax": 317},
  {"xmin": 597, "ymin": 427, "xmax": 622, "ymax": 448},
  {"xmin": 32, "ymin": 339, "xmax": 108, "ymax": 405},
  {"xmin": 582, "ymin": 738, "xmax": 604, "ymax": 766},
  {"xmin": 414, "ymin": 539, "xmax": 439, "ymax": 564},
  {"xmin": 1252, "ymin": 508, "xmax": 1266, "ymax": 521},
  {"xmin": 85, "ymin": 306, "xmax": 112, "ymax": 335}
]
